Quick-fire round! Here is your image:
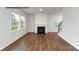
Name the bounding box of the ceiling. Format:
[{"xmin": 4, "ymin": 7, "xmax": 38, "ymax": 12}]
[{"xmin": 21, "ymin": 7, "xmax": 63, "ymax": 14}]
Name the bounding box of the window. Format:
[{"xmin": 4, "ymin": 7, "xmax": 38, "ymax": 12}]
[
  {"xmin": 20, "ymin": 16, "xmax": 25, "ymax": 29},
  {"xmin": 11, "ymin": 12, "xmax": 25, "ymax": 32}
]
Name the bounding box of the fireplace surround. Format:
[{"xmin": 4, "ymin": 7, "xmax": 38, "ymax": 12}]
[{"xmin": 35, "ymin": 24, "xmax": 48, "ymax": 33}]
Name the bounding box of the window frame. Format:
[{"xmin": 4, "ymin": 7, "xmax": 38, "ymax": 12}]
[{"xmin": 11, "ymin": 12, "xmax": 26, "ymax": 32}]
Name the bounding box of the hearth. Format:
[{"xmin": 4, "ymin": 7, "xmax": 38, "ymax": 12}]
[{"xmin": 37, "ymin": 27, "xmax": 45, "ymax": 34}]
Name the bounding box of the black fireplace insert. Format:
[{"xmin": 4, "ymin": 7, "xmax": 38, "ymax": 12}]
[{"xmin": 37, "ymin": 27, "xmax": 45, "ymax": 34}]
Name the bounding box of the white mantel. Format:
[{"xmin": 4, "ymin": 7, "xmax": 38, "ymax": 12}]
[{"xmin": 35, "ymin": 24, "xmax": 48, "ymax": 33}]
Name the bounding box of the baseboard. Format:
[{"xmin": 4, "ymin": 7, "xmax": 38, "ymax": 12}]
[
  {"xmin": 48, "ymin": 32, "xmax": 58, "ymax": 33},
  {"xmin": 1, "ymin": 32, "xmax": 57, "ymax": 51},
  {"xmin": 58, "ymin": 36, "xmax": 79, "ymax": 51},
  {"xmin": 2, "ymin": 32, "xmax": 29, "ymax": 51},
  {"xmin": 2, "ymin": 32, "xmax": 77, "ymax": 51},
  {"xmin": 27, "ymin": 32, "xmax": 35, "ymax": 33}
]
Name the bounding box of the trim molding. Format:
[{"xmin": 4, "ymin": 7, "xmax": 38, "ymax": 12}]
[
  {"xmin": 2, "ymin": 32, "xmax": 30, "ymax": 51},
  {"xmin": 58, "ymin": 36, "xmax": 79, "ymax": 51},
  {"xmin": 2, "ymin": 32, "xmax": 78, "ymax": 51},
  {"xmin": 2, "ymin": 32, "xmax": 55, "ymax": 51}
]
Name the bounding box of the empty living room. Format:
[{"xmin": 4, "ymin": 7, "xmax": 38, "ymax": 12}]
[{"xmin": 0, "ymin": 7, "xmax": 79, "ymax": 51}]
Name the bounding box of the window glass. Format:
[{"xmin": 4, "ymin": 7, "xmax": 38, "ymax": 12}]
[{"xmin": 11, "ymin": 12, "xmax": 25, "ymax": 32}]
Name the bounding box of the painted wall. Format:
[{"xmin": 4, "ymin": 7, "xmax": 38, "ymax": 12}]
[
  {"xmin": 27, "ymin": 14, "xmax": 35, "ymax": 32},
  {"xmin": 27, "ymin": 13, "xmax": 62, "ymax": 33},
  {"xmin": 48, "ymin": 14, "xmax": 62, "ymax": 32},
  {"xmin": 58, "ymin": 7, "xmax": 79, "ymax": 49},
  {"xmin": 35, "ymin": 13, "xmax": 48, "ymax": 25},
  {"xmin": 0, "ymin": 8, "xmax": 28, "ymax": 50}
]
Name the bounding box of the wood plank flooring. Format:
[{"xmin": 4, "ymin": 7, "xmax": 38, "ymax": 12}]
[{"xmin": 2, "ymin": 32, "xmax": 78, "ymax": 51}]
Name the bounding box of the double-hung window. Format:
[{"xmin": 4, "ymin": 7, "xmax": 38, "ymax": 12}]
[{"xmin": 11, "ymin": 12, "xmax": 25, "ymax": 32}]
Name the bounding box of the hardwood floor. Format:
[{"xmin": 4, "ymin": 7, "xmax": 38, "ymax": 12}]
[{"xmin": 2, "ymin": 32, "xmax": 78, "ymax": 51}]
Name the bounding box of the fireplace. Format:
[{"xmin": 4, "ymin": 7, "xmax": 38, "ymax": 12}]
[{"xmin": 37, "ymin": 27, "xmax": 45, "ymax": 34}]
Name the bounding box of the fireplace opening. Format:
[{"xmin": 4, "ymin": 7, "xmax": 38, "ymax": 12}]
[{"xmin": 37, "ymin": 27, "xmax": 45, "ymax": 34}]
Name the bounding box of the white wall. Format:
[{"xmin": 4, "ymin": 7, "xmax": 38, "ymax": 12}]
[
  {"xmin": 48, "ymin": 14, "xmax": 62, "ymax": 32},
  {"xmin": 27, "ymin": 13, "xmax": 62, "ymax": 33},
  {"xmin": 27, "ymin": 14, "xmax": 35, "ymax": 32},
  {"xmin": 35, "ymin": 13, "xmax": 48, "ymax": 24},
  {"xmin": 58, "ymin": 7, "xmax": 79, "ymax": 49},
  {"xmin": 0, "ymin": 8, "xmax": 28, "ymax": 50}
]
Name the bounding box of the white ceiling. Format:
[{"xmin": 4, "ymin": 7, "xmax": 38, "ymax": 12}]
[{"xmin": 21, "ymin": 7, "xmax": 63, "ymax": 14}]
